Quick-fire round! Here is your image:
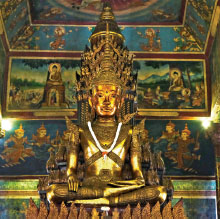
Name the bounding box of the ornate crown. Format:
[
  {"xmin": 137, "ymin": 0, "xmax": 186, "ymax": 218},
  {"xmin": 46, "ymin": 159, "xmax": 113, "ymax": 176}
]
[
  {"xmin": 167, "ymin": 121, "xmax": 175, "ymax": 128},
  {"xmin": 15, "ymin": 124, "xmax": 24, "ymax": 133},
  {"xmin": 182, "ymin": 123, "xmax": 191, "ymax": 135},
  {"xmin": 76, "ymin": 3, "xmax": 137, "ymax": 94},
  {"xmin": 37, "ymin": 123, "xmax": 46, "ymax": 132}
]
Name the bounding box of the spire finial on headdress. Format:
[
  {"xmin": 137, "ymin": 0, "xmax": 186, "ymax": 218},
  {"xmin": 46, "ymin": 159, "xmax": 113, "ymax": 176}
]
[
  {"xmin": 89, "ymin": 3, "xmax": 124, "ymax": 43},
  {"xmin": 77, "ymin": 4, "xmax": 136, "ymax": 93},
  {"xmin": 100, "ymin": 2, "xmax": 115, "ymax": 20}
]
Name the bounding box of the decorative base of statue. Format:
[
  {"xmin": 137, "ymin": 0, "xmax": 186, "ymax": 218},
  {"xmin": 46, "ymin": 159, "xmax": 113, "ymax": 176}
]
[{"xmin": 25, "ymin": 198, "xmax": 186, "ymax": 218}]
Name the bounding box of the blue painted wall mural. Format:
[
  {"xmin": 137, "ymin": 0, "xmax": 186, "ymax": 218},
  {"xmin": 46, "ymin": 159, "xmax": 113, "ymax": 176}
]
[
  {"xmin": 0, "ymin": 119, "xmax": 215, "ymax": 176},
  {"xmin": 144, "ymin": 120, "xmax": 215, "ymax": 176}
]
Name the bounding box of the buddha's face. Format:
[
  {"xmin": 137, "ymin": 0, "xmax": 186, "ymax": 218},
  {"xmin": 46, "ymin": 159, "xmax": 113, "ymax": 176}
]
[{"xmin": 91, "ymin": 84, "xmax": 121, "ymax": 117}]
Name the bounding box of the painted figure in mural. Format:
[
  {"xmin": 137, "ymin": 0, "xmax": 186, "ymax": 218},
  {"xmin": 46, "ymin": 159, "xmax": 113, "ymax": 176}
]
[
  {"xmin": 152, "ymin": 85, "xmax": 164, "ymax": 106},
  {"xmin": 173, "ymin": 26, "xmax": 202, "ymax": 52},
  {"xmin": 50, "ymin": 26, "xmax": 66, "ymax": 50},
  {"xmin": 154, "ymin": 121, "xmax": 179, "ymax": 151},
  {"xmin": 49, "ymin": 64, "xmax": 62, "ymax": 82},
  {"xmin": 31, "ymin": 124, "xmax": 50, "ymax": 147},
  {"xmin": 0, "ymin": 124, "xmax": 35, "ymax": 167},
  {"xmin": 152, "ymin": 9, "xmax": 176, "ymax": 21},
  {"xmin": 169, "ymin": 68, "xmax": 184, "ymax": 92},
  {"xmin": 144, "ymin": 87, "xmax": 154, "ymax": 105},
  {"xmin": 179, "ymin": 88, "xmax": 191, "ymax": 108},
  {"xmin": 41, "ymin": 62, "xmax": 68, "ymax": 108},
  {"xmin": 165, "ymin": 123, "xmax": 200, "ymax": 171},
  {"xmin": 192, "ymin": 83, "xmax": 204, "ymax": 107},
  {"xmin": 137, "ymin": 28, "xmax": 161, "ymax": 52},
  {"xmin": 175, "ymin": 124, "xmax": 200, "ymax": 170},
  {"xmin": 42, "ymin": 4, "xmax": 169, "ymax": 206},
  {"xmin": 11, "ymin": 25, "xmax": 36, "ymax": 50},
  {"xmin": 40, "ymin": 7, "xmax": 63, "ymax": 20},
  {"xmin": 31, "ymin": 124, "xmax": 53, "ymax": 161}
]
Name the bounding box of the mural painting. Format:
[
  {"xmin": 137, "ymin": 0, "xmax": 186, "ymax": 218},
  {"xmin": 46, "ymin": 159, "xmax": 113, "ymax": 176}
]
[
  {"xmin": 29, "ymin": 0, "xmax": 184, "ymax": 24},
  {"xmin": 6, "ymin": 58, "xmax": 80, "ymax": 113},
  {"xmin": 0, "ymin": 120, "xmax": 67, "ymax": 175},
  {"xmin": 0, "ymin": 0, "xmax": 25, "ymax": 21},
  {"xmin": 0, "ymin": 120, "xmax": 215, "ymax": 176},
  {"xmin": 142, "ymin": 120, "xmax": 215, "ymax": 176},
  {"xmin": 137, "ymin": 60, "xmax": 207, "ymax": 111},
  {"xmin": 1, "ymin": 0, "xmax": 29, "ymax": 43}
]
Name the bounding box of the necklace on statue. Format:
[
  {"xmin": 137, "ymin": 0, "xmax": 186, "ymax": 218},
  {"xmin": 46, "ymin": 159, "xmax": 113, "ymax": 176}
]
[{"xmin": 87, "ymin": 121, "xmax": 122, "ymax": 160}]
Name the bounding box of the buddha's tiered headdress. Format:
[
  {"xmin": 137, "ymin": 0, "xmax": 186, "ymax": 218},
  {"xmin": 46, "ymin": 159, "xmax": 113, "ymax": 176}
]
[{"xmin": 76, "ymin": 3, "xmax": 137, "ymax": 124}]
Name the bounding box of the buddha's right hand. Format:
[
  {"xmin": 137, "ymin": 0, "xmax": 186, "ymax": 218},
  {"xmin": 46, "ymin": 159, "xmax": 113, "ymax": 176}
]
[{"xmin": 68, "ymin": 175, "xmax": 80, "ymax": 192}]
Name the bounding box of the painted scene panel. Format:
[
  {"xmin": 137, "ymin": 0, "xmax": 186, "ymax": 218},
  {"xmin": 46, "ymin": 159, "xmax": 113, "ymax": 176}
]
[
  {"xmin": 6, "ymin": 58, "xmax": 80, "ymax": 112},
  {"xmin": 136, "ymin": 60, "xmax": 207, "ymax": 111}
]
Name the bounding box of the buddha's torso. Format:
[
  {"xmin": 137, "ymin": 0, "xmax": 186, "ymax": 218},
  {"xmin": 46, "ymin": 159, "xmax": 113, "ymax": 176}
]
[{"xmin": 79, "ymin": 122, "xmax": 132, "ymax": 184}]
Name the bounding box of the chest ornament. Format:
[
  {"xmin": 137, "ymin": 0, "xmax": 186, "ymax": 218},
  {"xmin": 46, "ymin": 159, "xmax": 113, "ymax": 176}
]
[{"xmin": 87, "ymin": 121, "xmax": 122, "ymax": 160}]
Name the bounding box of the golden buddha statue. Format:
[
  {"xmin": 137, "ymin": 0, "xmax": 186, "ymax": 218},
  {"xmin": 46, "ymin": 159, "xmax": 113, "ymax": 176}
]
[{"xmin": 38, "ymin": 3, "xmax": 171, "ymax": 206}]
